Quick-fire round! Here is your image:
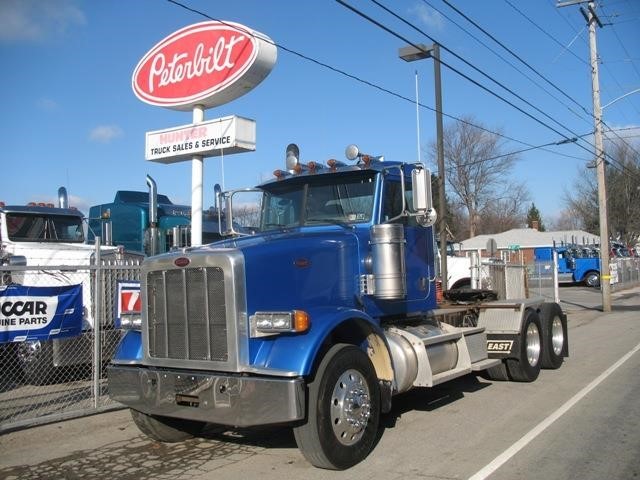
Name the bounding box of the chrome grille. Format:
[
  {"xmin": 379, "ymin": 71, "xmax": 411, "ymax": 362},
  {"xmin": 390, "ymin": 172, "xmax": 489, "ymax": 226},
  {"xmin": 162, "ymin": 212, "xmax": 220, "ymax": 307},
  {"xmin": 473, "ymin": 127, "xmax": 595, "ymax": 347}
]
[{"xmin": 147, "ymin": 267, "xmax": 228, "ymax": 361}]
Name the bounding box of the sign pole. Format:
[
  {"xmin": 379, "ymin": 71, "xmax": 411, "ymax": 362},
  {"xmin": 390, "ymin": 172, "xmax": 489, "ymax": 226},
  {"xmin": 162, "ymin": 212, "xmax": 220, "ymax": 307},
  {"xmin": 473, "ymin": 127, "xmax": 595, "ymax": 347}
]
[{"xmin": 192, "ymin": 104, "xmax": 204, "ymax": 247}]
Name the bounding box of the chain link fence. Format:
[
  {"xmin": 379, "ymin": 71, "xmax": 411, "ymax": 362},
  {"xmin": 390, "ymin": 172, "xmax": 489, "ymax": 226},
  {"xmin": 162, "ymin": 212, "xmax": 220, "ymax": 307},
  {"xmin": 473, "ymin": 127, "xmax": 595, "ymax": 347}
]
[
  {"xmin": 526, "ymin": 256, "xmax": 640, "ymax": 299},
  {"xmin": 0, "ymin": 250, "xmax": 141, "ymax": 432},
  {"xmin": 472, "ymin": 255, "xmax": 640, "ymax": 301},
  {"xmin": 611, "ymin": 257, "xmax": 640, "ymax": 290}
]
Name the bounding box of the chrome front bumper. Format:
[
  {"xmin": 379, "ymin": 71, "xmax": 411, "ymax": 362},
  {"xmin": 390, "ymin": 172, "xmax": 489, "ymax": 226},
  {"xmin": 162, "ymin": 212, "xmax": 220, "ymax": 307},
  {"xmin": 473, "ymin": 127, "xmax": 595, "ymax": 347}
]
[{"xmin": 108, "ymin": 365, "xmax": 305, "ymax": 427}]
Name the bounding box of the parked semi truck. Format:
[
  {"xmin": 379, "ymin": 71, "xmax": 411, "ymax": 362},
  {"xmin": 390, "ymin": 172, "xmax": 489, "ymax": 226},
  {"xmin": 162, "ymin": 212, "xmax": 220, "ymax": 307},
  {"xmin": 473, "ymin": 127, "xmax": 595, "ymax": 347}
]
[
  {"xmin": 0, "ymin": 189, "xmax": 140, "ymax": 384},
  {"xmin": 88, "ymin": 175, "xmax": 226, "ymax": 257},
  {"xmin": 108, "ymin": 144, "xmax": 568, "ymax": 469}
]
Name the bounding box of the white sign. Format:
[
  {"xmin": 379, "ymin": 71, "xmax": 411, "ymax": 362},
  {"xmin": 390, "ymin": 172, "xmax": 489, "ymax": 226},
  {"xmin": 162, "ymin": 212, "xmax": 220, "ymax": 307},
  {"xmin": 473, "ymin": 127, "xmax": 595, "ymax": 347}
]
[
  {"xmin": 0, "ymin": 296, "xmax": 58, "ymax": 332},
  {"xmin": 145, "ymin": 115, "xmax": 256, "ymax": 164}
]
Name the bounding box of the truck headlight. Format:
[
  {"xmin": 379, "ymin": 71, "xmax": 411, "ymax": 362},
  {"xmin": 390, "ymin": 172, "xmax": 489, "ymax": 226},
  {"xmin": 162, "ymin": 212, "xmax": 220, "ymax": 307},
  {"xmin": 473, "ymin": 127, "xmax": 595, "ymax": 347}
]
[
  {"xmin": 250, "ymin": 310, "xmax": 310, "ymax": 337},
  {"xmin": 119, "ymin": 312, "xmax": 142, "ymax": 330}
]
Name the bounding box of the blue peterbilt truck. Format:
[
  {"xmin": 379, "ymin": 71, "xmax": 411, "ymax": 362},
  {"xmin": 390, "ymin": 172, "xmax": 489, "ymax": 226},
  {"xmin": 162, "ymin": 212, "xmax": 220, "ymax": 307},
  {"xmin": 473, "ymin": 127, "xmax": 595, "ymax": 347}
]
[{"xmin": 108, "ymin": 145, "xmax": 568, "ymax": 469}]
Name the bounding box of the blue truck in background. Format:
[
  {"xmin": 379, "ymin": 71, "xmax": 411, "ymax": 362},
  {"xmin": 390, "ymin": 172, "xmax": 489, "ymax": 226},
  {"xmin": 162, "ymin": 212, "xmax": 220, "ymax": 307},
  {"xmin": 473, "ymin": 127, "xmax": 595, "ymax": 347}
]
[
  {"xmin": 88, "ymin": 175, "xmax": 226, "ymax": 256},
  {"xmin": 108, "ymin": 144, "xmax": 569, "ymax": 469},
  {"xmin": 535, "ymin": 245, "xmax": 601, "ymax": 287}
]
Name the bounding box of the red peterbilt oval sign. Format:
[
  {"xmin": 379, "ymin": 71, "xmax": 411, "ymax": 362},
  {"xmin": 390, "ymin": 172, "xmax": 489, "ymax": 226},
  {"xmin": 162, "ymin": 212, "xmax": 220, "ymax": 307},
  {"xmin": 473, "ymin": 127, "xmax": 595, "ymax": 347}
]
[{"xmin": 132, "ymin": 21, "xmax": 277, "ymax": 111}]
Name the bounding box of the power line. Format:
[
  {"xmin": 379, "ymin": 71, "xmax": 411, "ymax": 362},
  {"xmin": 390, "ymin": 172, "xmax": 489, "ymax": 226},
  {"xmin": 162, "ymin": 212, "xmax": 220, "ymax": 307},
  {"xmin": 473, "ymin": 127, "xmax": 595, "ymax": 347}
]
[
  {"xmin": 438, "ymin": 0, "xmax": 640, "ymax": 173},
  {"xmin": 442, "ymin": 0, "xmax": 593, "ymax": 118},
  {"xmin": 451, "ymin": 138, "xmax": 585, "ymax": 170},
  {"xmin": 165, "ymin": 0, "xmax": 577, "ymax": 157},
  {"xmin": 419, "ymin": 0, "xmax": 594, "ymax": 128},
  {"xmin": 166, "ymin": 0, "xmax": 636, "ymax": 179},
  {"xmin": 599, "ymin": 3, "xmax": 640, "ymax": 82},
  {"xmin": 350, "ymin": 0, "xmax": 614, "ymax": 162},
  {"xmin": 363, "ymin": 0, "xmax": 640, "ymax": 180},
  {"xmin": 503, "ymin": 0, "xmax": 590, "ymax": 66},
  {"xmin": 358, "ymin": 0, "xmax": 587, "ymax": 141},
  {"xmin": 550, "ymin": 0, "xmax": 640, "ymax": 120}
]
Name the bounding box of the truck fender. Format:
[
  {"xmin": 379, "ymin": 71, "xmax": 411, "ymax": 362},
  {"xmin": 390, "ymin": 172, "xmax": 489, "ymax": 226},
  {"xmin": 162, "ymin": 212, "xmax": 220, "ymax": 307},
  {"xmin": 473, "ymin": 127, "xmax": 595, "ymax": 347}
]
[
  {"xmin": 111, "ymin": 330, "xmax": 142, "ymax": 364},
  {"xmin": 252, "ymin": 307, "xmax": 394, "ymax": 410}
]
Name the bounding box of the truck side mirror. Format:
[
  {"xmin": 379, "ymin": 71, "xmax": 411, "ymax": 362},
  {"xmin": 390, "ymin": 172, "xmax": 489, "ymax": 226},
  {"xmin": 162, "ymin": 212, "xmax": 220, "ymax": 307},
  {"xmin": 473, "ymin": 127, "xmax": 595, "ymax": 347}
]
[{"xmin": 411, "ymin": 167, "xmax": 437, "ymax": 226}]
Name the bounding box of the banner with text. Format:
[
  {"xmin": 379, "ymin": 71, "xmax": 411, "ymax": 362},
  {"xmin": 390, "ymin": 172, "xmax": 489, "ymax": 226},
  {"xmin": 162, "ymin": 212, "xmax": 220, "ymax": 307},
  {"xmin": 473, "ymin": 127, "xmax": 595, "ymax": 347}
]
[{"xmin": 0, "ymin": 284, "xmax": 83, "ymax": 343}]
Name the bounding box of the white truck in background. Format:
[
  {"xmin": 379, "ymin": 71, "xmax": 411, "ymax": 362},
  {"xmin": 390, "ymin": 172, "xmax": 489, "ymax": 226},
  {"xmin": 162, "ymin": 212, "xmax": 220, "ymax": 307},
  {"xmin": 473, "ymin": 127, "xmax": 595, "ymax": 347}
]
[
  {"xmin": 438, "ymin": 241, "xmax": 472, "ymax": 290},
  {"xmin": 0, "ymin": 188, "xmax": 140, "ymax": 384}
]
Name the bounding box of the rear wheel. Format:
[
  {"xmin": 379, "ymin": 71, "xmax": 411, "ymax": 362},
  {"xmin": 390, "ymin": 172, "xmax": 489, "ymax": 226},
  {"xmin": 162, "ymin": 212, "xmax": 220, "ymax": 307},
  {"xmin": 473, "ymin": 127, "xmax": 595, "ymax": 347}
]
[
  {"xmin": 293, "ymin": 344, "xmax": 380, "ymax": 470},
  {"xmin": 130, "ymin": 409, "xmax": 205, "ymax": 442},
  {"xmin": 539, "ymin": 303, "xmax": 567, "ymax": 369},
  {"xmin": 483, "ymin": 361, "xmax": 510, "ymax": 381},
  {"xmin": 506, "ymin": 310, "xmax": 543, "ymax": 382}
]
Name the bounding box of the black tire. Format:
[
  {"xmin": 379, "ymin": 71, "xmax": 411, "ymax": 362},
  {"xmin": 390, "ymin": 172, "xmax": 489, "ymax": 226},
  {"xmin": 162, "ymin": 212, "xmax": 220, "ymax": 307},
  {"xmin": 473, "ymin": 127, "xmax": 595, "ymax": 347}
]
[
  {"xmin": 130, "ymin": 409, "xmax": 205, "ymax": 442},
  {"xmin": 506, "ymin": 310, "xmax": 543, "ymax": 382},
  {"xmin": 22, "ymin": 340, "xmax": 57, "ymax": 386},
  {"xmin": 293, "ymin": 344, "xmax": 380, "ymax": 470},
  {"xmin": 539, "ymin": 303, "xmax": 567, "ymax": 370},
  {"xmin": 483, "ymin": 361, "xmax": 510, "ymax": 381},
  {"xmin": 584, "ymin": 271, "xmax": 600, "ymax": 288}
]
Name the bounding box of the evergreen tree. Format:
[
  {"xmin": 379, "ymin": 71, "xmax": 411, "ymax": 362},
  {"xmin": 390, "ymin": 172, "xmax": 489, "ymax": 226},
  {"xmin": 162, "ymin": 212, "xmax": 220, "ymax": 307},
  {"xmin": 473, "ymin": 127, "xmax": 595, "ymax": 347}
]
[{"xmin": 527, "ymin": 203, "xmax": 545, "ymax": 231}]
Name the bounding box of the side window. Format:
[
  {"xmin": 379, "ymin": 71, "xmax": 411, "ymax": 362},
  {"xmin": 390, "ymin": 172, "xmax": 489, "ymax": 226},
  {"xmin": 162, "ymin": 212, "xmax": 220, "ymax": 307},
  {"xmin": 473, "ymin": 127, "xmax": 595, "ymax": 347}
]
[
  {"xmin": 383, "ymin": 180, "xmax": 416, "ymax": 225},
  {"xmin": 383, "ymin": 181, "xmax": 403, "ymax": 222}
]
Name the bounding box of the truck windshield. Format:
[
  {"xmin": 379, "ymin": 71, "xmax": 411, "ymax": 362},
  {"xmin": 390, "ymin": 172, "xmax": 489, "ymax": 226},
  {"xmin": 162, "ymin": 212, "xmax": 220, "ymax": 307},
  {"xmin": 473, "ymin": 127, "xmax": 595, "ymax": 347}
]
[
  {"xmin": 6, "ymin": 213, "xmax": 85, "ymax": 243},
  {"xmin": 259, "ymin": 171, "xmax": 377, "ymax": 230}
]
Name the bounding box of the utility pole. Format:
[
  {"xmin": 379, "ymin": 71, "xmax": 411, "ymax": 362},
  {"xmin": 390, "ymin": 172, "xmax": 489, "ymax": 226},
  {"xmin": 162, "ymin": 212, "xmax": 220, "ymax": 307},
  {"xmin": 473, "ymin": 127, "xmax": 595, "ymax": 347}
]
[{"xmin": 557, "ymin": 0, "xmax": 611, "ymax": 311}]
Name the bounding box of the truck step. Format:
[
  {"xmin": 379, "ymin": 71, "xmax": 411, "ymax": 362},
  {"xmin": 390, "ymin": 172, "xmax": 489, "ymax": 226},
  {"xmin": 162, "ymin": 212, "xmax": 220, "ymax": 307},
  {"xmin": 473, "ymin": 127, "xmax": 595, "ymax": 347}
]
[
  {"xmin": 431, "ymin": 366, "xmax": 472, "ymax": 386},
  {"xmin": 470, "ymin": 358, "xmax": 502, "ymax": 372}
]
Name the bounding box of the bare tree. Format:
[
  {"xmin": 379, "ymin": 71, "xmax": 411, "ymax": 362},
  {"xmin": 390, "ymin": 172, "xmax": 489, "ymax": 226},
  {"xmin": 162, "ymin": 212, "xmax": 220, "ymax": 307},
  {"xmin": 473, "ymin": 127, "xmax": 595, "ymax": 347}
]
[
  {"xmin": 548, "ymin": 209, "xmax": 583, "ymax": 231},
  {"xmin": 480, "ymin": 183, "xmax": 531, "ymax": 233},
  {"xmin": 562, "ymin": 166, "xmax": 598, "ymax": 234},
  {"xmin": 432, "ymin": 116, "xmax": 530, "ymax": 237},
  {"xmin": 562, "ymin": 139, "xmax": 640, "ymax": 246},
  {"xmin": 604, "ymin": 141, "xmax": 640, "ymax": 246},
  {"xmin": 233, "ymin": 203, "xmax": 261, "ymax": 228}
]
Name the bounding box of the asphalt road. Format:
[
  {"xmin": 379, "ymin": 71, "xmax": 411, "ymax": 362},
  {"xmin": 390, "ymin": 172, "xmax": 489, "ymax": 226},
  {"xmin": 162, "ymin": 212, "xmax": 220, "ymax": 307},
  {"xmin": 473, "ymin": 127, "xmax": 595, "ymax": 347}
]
[{"xmin": 1, "ymin": 286, "xmax": 638, "ymax": 480}]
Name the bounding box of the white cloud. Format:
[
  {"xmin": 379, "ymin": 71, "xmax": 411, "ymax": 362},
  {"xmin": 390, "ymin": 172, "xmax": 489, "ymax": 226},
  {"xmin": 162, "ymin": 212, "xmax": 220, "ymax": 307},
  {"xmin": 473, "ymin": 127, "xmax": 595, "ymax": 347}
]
[
  {"xmin": 409, "ymin": 3, "xmax": 444, "ymax": 31},
  {"xmin": 89, "ymin": 125, "xmax": 124, "ymax": 143},
  {"xmin": 0, "ymin": 0, "xmax": 86, "ymax": 43}
]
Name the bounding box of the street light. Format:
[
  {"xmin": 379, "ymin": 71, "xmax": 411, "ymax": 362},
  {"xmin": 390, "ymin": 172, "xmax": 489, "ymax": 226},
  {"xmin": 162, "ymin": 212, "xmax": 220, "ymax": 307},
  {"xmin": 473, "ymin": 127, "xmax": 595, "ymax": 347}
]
[{"xmin": 399, "ymin": 43, "xmax": 448, "ymax": 289}]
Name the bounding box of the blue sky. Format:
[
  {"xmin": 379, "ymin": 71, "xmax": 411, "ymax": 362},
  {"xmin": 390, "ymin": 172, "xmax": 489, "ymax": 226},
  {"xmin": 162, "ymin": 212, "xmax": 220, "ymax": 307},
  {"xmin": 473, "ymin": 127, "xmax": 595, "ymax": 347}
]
[{"xmin": 1, "ymin": 0, "xmax": 639, "ymax": 228}]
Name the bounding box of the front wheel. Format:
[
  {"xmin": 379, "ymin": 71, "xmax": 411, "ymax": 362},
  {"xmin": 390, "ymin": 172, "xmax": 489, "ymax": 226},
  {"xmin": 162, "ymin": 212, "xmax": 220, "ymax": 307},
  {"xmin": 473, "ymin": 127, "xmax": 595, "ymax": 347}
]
[
  {"xmin": 130, "ymin": 409, "xmax": 205, "ymax": 442},
  {"xmin": 21, "ymin": 340, "xmax": 57, "ymax": 386},
  {"xmin": 293, "ymin": 344, "xmax": 380, "ymax": 470},
  {"xmin": 585, "ymin": 271, "xmax": 600, "ymax": 288},
  {"xmin": 506, "ymin": 310, "xmax": 543, "ymax": 382}
]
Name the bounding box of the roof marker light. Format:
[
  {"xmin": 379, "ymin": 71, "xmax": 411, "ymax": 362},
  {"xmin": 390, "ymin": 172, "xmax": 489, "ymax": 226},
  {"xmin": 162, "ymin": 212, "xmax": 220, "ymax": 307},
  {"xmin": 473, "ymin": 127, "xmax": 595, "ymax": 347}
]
[
  {"xmin": 307, "ymin": 161, "xmax": 325, "ymax": 173},
  {"xmin": 273, "ymin": 169, "xmax": 292, "ymax": 180},
  {"xmin": 327, "ymin": 159, "xmax": 346, "ymax": 170}
]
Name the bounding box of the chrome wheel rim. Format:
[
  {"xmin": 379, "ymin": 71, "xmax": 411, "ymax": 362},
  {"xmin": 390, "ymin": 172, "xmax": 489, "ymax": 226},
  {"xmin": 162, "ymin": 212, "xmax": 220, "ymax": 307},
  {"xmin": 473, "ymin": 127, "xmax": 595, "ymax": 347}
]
[
  {"xmin": 551, "ymin": 316, "xmax": 564, "ymax": 356},
  {"xmin": 526, "ymin": 322, "xmax": 541, "ymax": 366},
  {"xmin": 330, "ymin": 369, "xmax": 371, "ymax": 446}
]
